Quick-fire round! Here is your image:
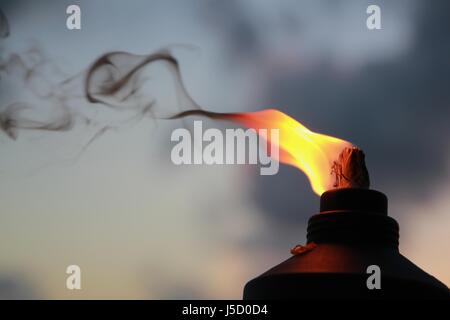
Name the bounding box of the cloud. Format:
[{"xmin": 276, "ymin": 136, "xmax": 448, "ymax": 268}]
[{"xmin": 0, "ymin": 272, "xmax": 37, "ymax": 299}]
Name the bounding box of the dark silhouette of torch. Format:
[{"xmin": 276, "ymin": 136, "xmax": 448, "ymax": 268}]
[{"xmin": 243, "ymin": 148, "xmax": 450, "ymax": 299}]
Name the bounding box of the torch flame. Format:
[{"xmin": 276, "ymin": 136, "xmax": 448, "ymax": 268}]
[{"xmin": 222, "ymin": 109, "xmax": 353, "ymax": 195}]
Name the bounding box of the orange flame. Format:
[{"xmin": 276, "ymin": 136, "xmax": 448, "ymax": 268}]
[{"xmin": 222, "ymin": 109, "xmax": 353, "ymax": 195}]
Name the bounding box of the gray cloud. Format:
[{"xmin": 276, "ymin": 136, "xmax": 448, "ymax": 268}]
[
  {"xmin": 198, "ymin": 0, "xmax": 450, "ymax": 228},
  {"xmin": 0, "ymin": 273, "xmax": 37, "ymax": 299},
  {"xmin": 0, "ymin": 8, "xmax": 9, "ymax": 38}
]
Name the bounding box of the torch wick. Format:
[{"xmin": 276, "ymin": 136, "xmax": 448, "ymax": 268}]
[{"xmin": 332, "ymin": 147, "xmax": 370, "ymax": 189}]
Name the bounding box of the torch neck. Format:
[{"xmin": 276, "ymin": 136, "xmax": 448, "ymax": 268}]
[
  {"xmin": 307, "ymin": 188, "xmax": 399, "ymax": 247},
  {"xmin": 306, "ymin": 212, "xmax": 399, "ymax": 247},
  {"xmin": 320, "ymin": 188, "xmax": 388, "ymax": 214}
]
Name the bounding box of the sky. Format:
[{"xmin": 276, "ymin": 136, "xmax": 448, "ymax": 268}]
[{"xmin": 0, "ymin": 0, "xmax": 449, "ymax": 299}]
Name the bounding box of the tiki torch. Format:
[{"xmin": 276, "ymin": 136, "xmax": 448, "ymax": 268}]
[
  {"xmin": 243, "ymin": 147, "xmax": 449, "ymax": 299},
  {"xmin": 173, "ymin": 108, "xmax": 449, "ymax": 299},
  {"xmin": 212, "ymin": 109, "xmax": 450, "ymax": 299}
]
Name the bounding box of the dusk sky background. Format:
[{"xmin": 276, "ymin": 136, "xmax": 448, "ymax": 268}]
[{"xmin": 0, "ymin": 0, "xmax": 449, "ymax": 299}]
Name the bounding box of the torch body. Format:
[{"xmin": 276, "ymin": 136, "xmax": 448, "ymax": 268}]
[{"xmin": 243, "ymin": 189, "xmax": 450, "ymax": 299}]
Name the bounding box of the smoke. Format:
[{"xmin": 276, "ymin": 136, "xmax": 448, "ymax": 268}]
[
  {"xmin": 0, "ymin": 45, "xmax": 78, "ymax": 139},
  {"xmin": 0, "ymin": 8, "xmax": 265, "ymax": 156},
  {"xmin": 85, "ymin": 49, "xmax": 201, "ymax": 117},
  {"xmin": 0, "ymin": 8, "xmax": 87, "ymax": 141},
  {"xmin": 0, "ymin": 13, "xmax": 207, "ymax": 149},
  {"xmin": 0, "ymin": 4, "xmax": 223, "ymax": 146}
]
